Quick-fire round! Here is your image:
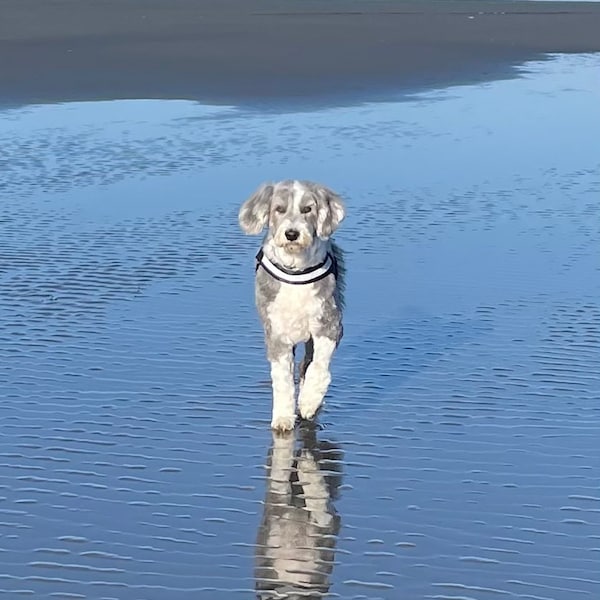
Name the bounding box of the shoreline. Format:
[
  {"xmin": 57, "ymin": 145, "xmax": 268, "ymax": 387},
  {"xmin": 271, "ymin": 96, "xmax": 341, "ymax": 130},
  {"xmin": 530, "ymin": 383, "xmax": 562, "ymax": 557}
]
[{"xmin": 2, "ymin": 0, "xmax": 600, "ymax": 107}]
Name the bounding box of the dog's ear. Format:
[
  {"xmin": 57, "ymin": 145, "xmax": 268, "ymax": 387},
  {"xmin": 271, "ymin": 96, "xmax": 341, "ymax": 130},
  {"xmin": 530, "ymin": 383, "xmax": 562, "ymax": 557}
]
[
  {"xmin": 238, "ymin": 183, "xmax": 274, "ymax": 235},
  {"xmin": 312, "ymin": 184, "xmax": 345, "ymax": 240}
]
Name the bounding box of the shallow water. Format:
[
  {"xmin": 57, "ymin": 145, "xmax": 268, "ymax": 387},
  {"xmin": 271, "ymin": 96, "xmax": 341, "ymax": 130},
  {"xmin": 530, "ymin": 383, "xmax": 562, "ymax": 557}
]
[{"xmin": 1, "ymin": 53, "xmax": 599, "ymax": 599}]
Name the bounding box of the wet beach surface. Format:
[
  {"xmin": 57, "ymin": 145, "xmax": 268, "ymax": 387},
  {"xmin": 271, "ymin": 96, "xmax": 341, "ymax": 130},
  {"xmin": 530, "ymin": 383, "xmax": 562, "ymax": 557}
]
[
  {"xmin": 3, "ymin": 0, "xmax": 600, "ymax": 106},
  {"xmin": 1, "ymin": 53, "xmax": 600, "ymax": 598}
]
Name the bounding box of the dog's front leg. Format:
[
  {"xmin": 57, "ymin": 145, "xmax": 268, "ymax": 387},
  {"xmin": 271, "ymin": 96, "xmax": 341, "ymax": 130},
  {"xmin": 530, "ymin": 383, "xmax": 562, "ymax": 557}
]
[
  {"xmin": 298, "ymin": 336, "xmax": 336, "ymax": 420},
  {"xmin": 269, "ymin": 344, "xmax": 296, "ymax": 432}
]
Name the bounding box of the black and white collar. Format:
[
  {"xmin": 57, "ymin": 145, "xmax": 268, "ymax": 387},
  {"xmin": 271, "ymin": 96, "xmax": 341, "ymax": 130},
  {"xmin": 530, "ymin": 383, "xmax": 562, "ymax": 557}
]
[{"xmin": 256, "ymin": 248, "xmax": 337, "ymax": 285}]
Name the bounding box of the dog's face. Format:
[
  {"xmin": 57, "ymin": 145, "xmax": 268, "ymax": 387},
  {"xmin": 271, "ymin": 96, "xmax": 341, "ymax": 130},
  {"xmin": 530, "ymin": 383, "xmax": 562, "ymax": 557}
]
[
  {"xmin": 239, "ymin": 180, "xmax": 345, "ymax": 253},
  {"xmin": 268, "ymin": 181, "xmax": 318, "ymax": 253}
]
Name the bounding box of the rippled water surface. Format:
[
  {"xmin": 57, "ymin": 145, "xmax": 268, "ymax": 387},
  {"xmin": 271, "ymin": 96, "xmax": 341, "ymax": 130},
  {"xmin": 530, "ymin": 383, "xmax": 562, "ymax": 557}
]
[{"xmin": 1, "ymin": 54, "xmax": 599, "ymax": 599}]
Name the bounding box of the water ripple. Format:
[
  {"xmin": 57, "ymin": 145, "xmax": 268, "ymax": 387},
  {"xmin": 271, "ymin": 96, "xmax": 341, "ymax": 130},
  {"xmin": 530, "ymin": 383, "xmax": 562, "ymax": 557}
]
[{"xmin": 1, "ymin": 54, "xmax": 599, "ymax": 599}]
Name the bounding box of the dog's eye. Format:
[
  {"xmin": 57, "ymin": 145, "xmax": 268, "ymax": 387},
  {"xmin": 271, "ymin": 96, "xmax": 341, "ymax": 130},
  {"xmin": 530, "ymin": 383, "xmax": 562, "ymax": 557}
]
[
  {"xmin": 274, "ymin": 206, "xmax": 285, "ymax": 213},
  {"xmin": 300, "ymin": 206, "xmax": 312, "ymax": 214}
]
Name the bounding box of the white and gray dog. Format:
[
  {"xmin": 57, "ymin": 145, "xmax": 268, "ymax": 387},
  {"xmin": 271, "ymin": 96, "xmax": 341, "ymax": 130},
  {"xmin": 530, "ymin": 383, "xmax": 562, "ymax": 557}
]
[{"xmin": 239, "ymin": 180, "xmax": 345, "ymax": 431}]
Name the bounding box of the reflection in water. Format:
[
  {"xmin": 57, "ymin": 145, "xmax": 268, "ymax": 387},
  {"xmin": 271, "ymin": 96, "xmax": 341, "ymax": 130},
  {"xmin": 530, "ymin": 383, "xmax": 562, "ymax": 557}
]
[{"xmin": 256, "ymin": 426, "xmax": 343, "ymax": 599}]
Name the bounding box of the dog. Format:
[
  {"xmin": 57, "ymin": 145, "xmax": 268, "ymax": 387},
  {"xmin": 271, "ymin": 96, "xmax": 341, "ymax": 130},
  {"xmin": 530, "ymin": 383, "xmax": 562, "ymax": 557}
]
[
  {"xmin": 239, "ymin": 180, "xmax": 345, "ymax": 431},
  {"xmin": 255, "ymin": 428, "xmax": 342, "ymax": 598}
]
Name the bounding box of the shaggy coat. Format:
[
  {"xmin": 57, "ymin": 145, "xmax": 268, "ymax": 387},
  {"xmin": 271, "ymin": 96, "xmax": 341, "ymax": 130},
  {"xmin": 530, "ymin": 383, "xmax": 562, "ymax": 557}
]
[{"xmin": 239, "ymin": 180, "xmax": 345, "ymax": 431}]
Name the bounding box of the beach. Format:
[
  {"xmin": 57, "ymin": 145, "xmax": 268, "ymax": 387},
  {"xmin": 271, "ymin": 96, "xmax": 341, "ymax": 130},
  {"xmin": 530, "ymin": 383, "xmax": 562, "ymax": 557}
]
[
  {"xmin": 2, "ymin": 58, "xmax": 600, "ymax": 596},
  {"xmin": 1, "ymin": 2, "xmax": 600, "ymax": 599},
  {"xmin": 2, "ymin": 0, "xmax": 600, "ymax": 105}
]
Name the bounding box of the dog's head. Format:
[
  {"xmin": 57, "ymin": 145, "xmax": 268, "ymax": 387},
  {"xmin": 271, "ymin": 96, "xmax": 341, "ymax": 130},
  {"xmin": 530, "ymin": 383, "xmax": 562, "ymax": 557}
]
[{"xmin": 238, "ymin": 180, "xmax": 345, "ymax": 253}]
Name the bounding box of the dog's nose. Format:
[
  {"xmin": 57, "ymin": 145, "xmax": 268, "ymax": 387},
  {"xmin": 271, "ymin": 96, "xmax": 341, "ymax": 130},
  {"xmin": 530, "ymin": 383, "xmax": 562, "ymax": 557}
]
[{"xmin": 285, "ymin": 229, "xmax": 300, "ymax": 241}]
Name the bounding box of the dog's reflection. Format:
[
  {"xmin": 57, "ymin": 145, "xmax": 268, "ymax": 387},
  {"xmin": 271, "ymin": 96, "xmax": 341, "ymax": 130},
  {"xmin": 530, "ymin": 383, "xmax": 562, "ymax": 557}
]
[{"xmin": 255, "ymin": 426, "xmax": 343, "ymax": 599}]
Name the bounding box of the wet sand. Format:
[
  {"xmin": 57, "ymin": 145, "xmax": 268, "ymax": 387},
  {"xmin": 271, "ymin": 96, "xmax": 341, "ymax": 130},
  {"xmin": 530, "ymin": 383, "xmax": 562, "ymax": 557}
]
[
  {"xmin": 1, "ymin": 54, "xmax": 599, "ymax": 598},
  {"xmin": 2, "ymin": 2, "xmax": 600, "ymax": 597},
  {"xmin": 2, "ymin": 0, "xmax": 600, "ymax": 105}
]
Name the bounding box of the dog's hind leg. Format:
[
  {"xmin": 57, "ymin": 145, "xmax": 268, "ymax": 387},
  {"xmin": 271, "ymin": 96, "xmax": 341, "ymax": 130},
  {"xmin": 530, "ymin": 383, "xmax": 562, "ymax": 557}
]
[
  {"xmin": 298, "ymin": 337, "xmax": 314, "ymax": 384},
  {"xmin": 298, "ymin": 336, "xmax": 336, "ymax": 421}
]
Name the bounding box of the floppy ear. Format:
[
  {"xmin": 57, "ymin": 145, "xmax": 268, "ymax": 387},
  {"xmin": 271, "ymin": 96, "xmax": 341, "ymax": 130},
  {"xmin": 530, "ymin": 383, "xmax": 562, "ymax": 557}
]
[
  {"xmin": 312, "ymin": 184, "xmax": 345, "ymax": 239},
  {"xmin": 238, "ymin": 183, "xmax": 274, "ymax": 235}
]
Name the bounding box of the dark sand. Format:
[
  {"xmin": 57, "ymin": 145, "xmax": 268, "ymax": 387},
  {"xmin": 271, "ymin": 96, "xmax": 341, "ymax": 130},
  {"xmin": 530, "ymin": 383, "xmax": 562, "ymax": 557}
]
[{"xmin": 2, "ymin": 0, "xmax": 600, "ymax": 106}]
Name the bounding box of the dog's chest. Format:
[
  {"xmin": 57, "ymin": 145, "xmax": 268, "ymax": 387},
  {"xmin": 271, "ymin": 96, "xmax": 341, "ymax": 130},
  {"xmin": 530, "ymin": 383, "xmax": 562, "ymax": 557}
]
[{"xmin": 266, "ymin": 283, "xmax": 323, "ymax": 343}]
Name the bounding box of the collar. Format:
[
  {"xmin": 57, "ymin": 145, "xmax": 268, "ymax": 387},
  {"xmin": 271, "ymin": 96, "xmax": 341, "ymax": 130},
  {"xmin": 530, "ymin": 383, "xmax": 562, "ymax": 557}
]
[{"xmin": 256, "ymin": 248, "xmax": 337, "ymax": 285}]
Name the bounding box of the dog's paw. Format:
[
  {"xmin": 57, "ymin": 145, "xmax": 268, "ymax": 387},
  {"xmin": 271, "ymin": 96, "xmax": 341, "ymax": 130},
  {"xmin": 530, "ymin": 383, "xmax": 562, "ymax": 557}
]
[
  {"xmin": 271, "ymin": 414, "xmax": 296, "ymax": 432},
  {"xmin": 298, "ymin": 401, "xmax": 321, "ymax": 421}
]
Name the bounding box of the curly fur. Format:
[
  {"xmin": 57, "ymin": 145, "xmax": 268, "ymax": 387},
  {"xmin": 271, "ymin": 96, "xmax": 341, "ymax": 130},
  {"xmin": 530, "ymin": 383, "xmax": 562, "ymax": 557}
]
[{"xmin": 239, "ymin": 180, "xmax": 346, "ymax": 431}]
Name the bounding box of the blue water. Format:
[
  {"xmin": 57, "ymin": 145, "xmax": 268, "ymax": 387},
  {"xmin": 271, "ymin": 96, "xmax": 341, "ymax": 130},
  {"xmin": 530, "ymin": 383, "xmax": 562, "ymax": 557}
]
[{"xmin": 1, "ymin": 53, "xmax": 599, "ymax": 599}]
